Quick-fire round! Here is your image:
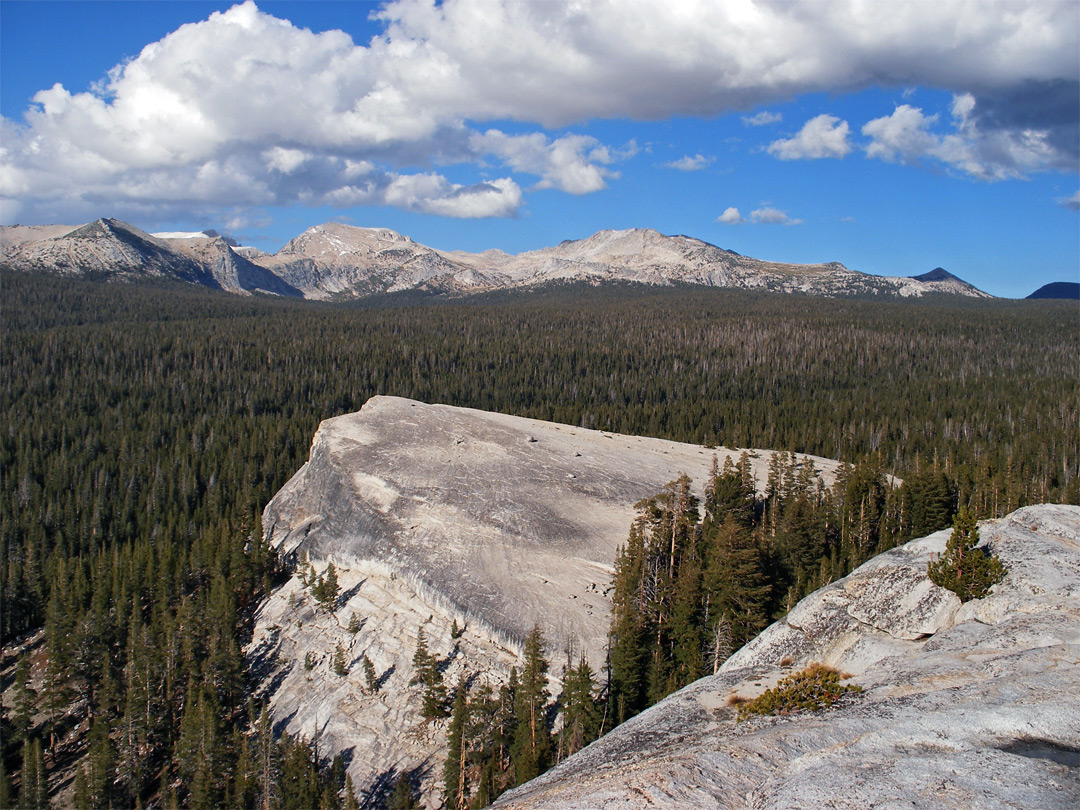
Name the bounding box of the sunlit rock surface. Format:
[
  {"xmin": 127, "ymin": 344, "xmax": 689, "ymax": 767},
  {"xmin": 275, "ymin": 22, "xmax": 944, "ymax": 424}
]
[
  {"xmin": 494, "ymin": 504, "xmax": 1080, "ymax": 810},
  {"xmin": 3, "ymin": 220, "xmax": 992, "ymax": 299},
  {"xmin": 250, "ymin": 396, "xmax": 839, "ymax": 806}
]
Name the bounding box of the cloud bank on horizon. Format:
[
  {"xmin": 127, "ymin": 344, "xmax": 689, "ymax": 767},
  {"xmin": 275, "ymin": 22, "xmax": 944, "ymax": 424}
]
[{"xmin": 1, "ymin": 0, "xmax": 1077, "ymax": 229}]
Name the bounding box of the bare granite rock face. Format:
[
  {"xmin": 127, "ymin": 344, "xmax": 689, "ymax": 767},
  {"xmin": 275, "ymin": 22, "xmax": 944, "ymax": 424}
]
[
  {"xmin": 256, "ymin": 223, "xmax": 501, "ymax": 298},
  {"xmin": 250, "ymin": 396, "xmax": 839, "ymax": 806},
  {"xmin": 261, "ymin": 396, "xmax": 839, "ymax": 668},
  {"xmin": 493, "ymin": 504, "xmax": 1080, "ymax": 810},
  {"xmin": 0, "ymin": 218, "xmax": 302, "ymax": 296}
]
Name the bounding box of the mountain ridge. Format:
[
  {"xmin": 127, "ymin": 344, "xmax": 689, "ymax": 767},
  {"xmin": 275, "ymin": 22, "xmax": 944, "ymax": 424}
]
[
  {"xmin": 2, "ymin": 218, "xmax": 993, "ymax": 300},
  {"xmin": 1027, "ymin": 281, "xmax": 1080, "ymax": 300}
]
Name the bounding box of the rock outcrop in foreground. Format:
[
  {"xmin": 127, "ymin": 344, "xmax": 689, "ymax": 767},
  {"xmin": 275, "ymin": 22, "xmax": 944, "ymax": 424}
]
[
  {"xmin": 250, "ymin": 397, "xmax": 839, "ymax": 804},
  {"xmin": 494, "ymin": 504, "xmax": 1080, "ymax": 810}
]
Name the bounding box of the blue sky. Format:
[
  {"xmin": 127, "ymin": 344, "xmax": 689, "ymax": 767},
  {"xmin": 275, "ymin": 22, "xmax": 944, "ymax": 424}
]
[{"xmin": 2, "ymin": 0, "xmax": 1077, "ymax": 297}]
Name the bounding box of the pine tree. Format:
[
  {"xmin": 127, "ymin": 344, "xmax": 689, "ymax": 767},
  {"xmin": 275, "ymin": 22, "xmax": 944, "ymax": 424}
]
[
  {"xmin": 902, "ymin": 466, "xmax": 956, "ymax": 539},
  {"xmin": 443, "ymin": 677, "xmax": 470, "ymax": 810},
  {"xmin": 84, "ymin": 721, "xmax": 116, "ymax": 810},
  {"xmin": 362, "ymin": 655, "xmax": 380, "ymax": 694},
  {"xmin": 776, "ymin": 494, "xmax": 825, "ymax": 594},
  {"xmin": 319, "ymin": 782, "xmax": 339, "ymax": 810},
  {"xmin": 557, "ymin": 656, "xmax": 601, "ymax": 760},
  {"xmin": 229, "ymin": 729, "xmax": 256, "ymax": 810},
  {"xmin": 411, "ymin": 627, "xmax": 448, "ymax": 720},
  {"xmin": 512, "ymin": 625, "xmax": 552, "ymax": 785},
  {"xmin": 928, "ymin": 508, "xmax": 1007, "ymax": 602},
  {"xmin": 607, "ymin": 522, "xmax": 647, "ymax": 724},
  {"xmin": 333, "ymin": 643, "xmax": 348, "ymax": 677},
  {"xmin": 175, "ymin": 682, "xmax": 221, "ymax": 808},
  {"xmin": 703, "ymin": 516, "xmax": 770, "ymax": 649},
  {"xmin": 388, "ymin": 772, "xmax": 416, "ymax": 809},
  {"xmin": 20, "ymin": 737, "xmax": 47, "ymax": 810},
  {"xmin": 10, "ymin": 653, "xmax": 36, "ymax": 746},
  {"xmin": 256, "ymin": 707, "xmax": 279, "ymax": 810},
  {"xmin": 279, "ymin": 734, "xmax": 319, "ymax": 810},
  {"xmin": 74, "ymin": 764, "xmax": 91, "ymax": 810},
  {"xmin": 0, "ymin": 758, "xmax": 12, "ymax": 810},
  {"xmin": 410, "ymin": 627, "xmax": 433, "ymax": 687},
  {"xmin": 487, "ymin": 669, "xmax": 519, "ymax": 800},
  {"xmin": 704, "ymin": 456, "xmax": 756, "ymax": 531},
  {"xmin": 669, "ymin": 548, "xmax": 704, "ymax": 690},
  {"xmin": 312, "ymin": 562, "xmax": 341, "ymax": 612},
  {"xmin": 343, "ymin": 774, "xmax": 361, "ymax": 810}
]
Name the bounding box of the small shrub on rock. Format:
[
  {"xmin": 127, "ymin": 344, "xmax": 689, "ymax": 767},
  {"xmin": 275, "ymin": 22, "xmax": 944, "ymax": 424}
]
[
  {"xmin": 927, "ymin": 507, "xmax": 1007, "ymax": 602},
  {"xmin": 737, "ymin": 663, "xmax": 861, "ymax": 721}
]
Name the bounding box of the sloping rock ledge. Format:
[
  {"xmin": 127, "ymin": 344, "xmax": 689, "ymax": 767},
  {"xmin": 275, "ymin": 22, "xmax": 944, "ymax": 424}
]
[{"xmin": 494, "ymin": 503, "xmax": 1080, "ymax": 810}]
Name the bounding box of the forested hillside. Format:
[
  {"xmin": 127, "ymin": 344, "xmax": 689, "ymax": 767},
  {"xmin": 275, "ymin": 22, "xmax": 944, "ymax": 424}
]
[{"xmin": 1, "ymin": 271, "xmax": 1076, "ymax": 808}]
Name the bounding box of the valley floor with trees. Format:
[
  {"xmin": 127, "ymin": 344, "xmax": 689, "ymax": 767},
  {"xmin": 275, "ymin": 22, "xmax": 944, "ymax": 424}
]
[{"xmin": 1, "ymin": 272, "xmax": 1076, "ymax": 808}]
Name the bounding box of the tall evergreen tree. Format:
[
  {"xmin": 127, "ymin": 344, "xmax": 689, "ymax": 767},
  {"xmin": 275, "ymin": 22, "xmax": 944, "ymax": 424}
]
[
  {"xmin": 313, "ymin": 562, "xmax": 340, "ymax": 612},
  {"xmin": 333, "ymin": 643, "xmax": 348, "ymax": 677},
  {"xmin": 9, "ymin": 653, "xmax": 35, "ymax": 747},
  {"xmin": 0, "ymin": 758, "xmax": 12, "ymax": 810},
  {"xmin": 19, "ymin": 737, "xmax": 47, "ymax": 810},
  {"xmin": 557, "ymin": 656, "xmax": 601, "ymax": 760},
  {"xmin": 411, "ymin": 627, "xmax": 448, "ymax": 720},
  {"xmin": 443, "ymin": 676, "xmax": 470, "ymax": 810},
  {"xmin": 343, "ymin": 773, "xmax": 361, "ymax": 810},
  {"xmin": 512, "ymin": 625, "xmax": 552, "ymax": 785},
  {"xmin": 669, "ymin": 547, "xmax": 704, "ymax": 691},
  {"xmin": 388, "ymin": 772, "xmax": 416, "ymax": 809},
  {"xmin": 607, "ymin": 521, "xmax": 648, "ymax": 724},
  {"xmin": 256, "ymin": 707, "xmax": 279, "ymax": 810},
  {"xmin": 362, "ymin": 655, "xmax": 380, "ymax": 693},
  {"xmin": 703, "ymin": 516, "xmax": 770, "ymax": 649}
]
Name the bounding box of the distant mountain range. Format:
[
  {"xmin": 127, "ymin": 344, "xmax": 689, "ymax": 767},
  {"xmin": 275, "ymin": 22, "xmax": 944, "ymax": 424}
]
[
  {"xmin": 1, "ymin": 218, "xmax": 993, "ymax": 300},
  {"xmin": 1026, "ymin": 281, "xmax": 1080, "ymax": 300}
]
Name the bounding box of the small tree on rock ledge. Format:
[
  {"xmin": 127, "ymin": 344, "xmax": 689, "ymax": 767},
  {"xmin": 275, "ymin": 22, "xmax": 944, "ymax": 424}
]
[
  {"xmin": 928, "ymin": 507, "xmax": 1007, "ymax": 602},
  {"xmin": 311, "ymin": 562, "xmax": 340, "ymax": 612}
]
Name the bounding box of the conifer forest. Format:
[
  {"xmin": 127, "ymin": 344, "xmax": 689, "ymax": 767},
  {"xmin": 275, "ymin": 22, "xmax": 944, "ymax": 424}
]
[{"xmin": 1, "ymin": 270, "xmax": 1077, "ymax": 808}]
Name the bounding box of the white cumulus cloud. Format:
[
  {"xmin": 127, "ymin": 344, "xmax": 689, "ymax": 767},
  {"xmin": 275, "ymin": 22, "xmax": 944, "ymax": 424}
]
[
  {"xmin": 717, "ymin": 206, "xmax": 745, "ymax": 224},
  {"xmin": 861, "ymin": 94, "xmax": 1066, "ymax": 180},
  {"xmin": 325, "ymin": 173, "xmax": 522, "ymax": 218},
  {"xmin": 664, "ymin": 154, "xmax": 714, "ymax": 171},
  {"xmin": 470, "ymin": 130, "xmax": 618, "ymax": 194},
  {"xmin": 743, "ymin": 111, "xmax": 782, "ymax": 126},
  {"xmin": 750, "ymin": 207, "xmax": 803, "ymax": 225},
  {"xmin": 768, "ymin": 115, "xmax": 852, "ymax": 160}
]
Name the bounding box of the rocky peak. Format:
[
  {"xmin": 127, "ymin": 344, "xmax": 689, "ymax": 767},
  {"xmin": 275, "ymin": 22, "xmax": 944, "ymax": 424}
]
[{"xmin": 276, "ymin": 223, "xmax": 415, "ymax": 258}]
